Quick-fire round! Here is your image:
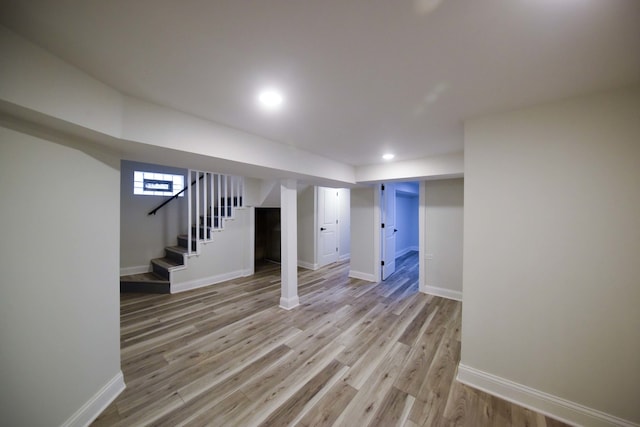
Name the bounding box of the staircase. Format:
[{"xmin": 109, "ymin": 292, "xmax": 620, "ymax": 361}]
[{"xmin": 120, "ymin": 170, "xmax": 244, "ymax": 294}]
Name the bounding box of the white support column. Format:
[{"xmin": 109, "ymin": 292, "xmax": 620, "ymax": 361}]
[
  {"xmin": 418, "ymin": 180, "xmax": 426, "ymax": 293},
  {"xmin": 280, "ymin": 179, "xmax": 299, "ymax": 310}
]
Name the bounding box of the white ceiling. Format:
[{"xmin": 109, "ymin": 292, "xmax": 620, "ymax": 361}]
[{"xmin": 1, "ymin": 0, "xmax": 639, "ymax": 167}]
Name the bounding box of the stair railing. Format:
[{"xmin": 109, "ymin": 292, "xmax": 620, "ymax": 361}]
[
  {"xmin": 147, "ymin": 173, "xmax": 204, "ymax": 216},
  {"xmin": 187, "ymin": 169, "xmax": 245, "ymax": 255}
]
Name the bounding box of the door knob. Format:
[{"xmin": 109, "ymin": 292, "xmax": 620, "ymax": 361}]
[{"xmin": 320, "ymin": 227, "xmax": 326, "ymax": 231}]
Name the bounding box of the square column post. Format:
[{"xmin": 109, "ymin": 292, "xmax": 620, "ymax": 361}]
[{"xmin": 280, "ymin": 179, "xmax": 299, "ymax": 309}]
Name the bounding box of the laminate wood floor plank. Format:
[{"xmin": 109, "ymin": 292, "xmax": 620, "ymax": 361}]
[
  {"xmin": 394, "ymin": 310, "xmax": 445, "ymax": 397},
  {"xmin": 162, "ymin": 306, "xmax": 286, "ymax": 363},
  {"xmin": 239, "ymin": 337, "xmax": 344, "ymax": 403},
  {"xmin": 256, "ymin": 359, "xmax": 346, "ymax": 427},
  {"xmin": 120, "ymin": 323, "xmax": 299, "ymax": 403},
  {"xmin": 121, "ymin": 306, "xmax": 215, "ymax": 346},
  {"xmin": 233, "ymin": 342, "xmax": 346, "ymax": 426},
  {"xmin": 369, "ymin": 386, "xmax": 415, "ymax": 427},
  {"xmin": 175, "ymin": 326, "xmax": 303, "ymax": 401},
  {"xmin": 340, "ymin": 300, "xmax": 425, "ymax": 390},
  {"xmin": 94, "ymin": 252, "xmax": 570, "ymax": 427},
  {"xmin": 336, "ymin": 310, "xmax": 401, "ymax": 368},
  {"xmin": 295, "ymin": 380, "xmax": 358, "ymax": 427},
  {"xmin": 333, "ymin": 341, "xmax": 412, "ymax": 426},
  {"xmin": 150, "ymin": 344, "xmax": 292, "ymax": 427},
  {"xmin": 408, "ymin": 337, "xmax": 461, "ymax": 425}
]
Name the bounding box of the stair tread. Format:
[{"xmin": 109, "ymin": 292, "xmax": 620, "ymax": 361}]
[
  {"xmin": 166, "ymin": 245, "xmax": 188, "ymax": 254},
  {"xmin": 120, "ymin": 272, "xmax": 169, "ymax": 284},
  {"xmin": 178, "ymin": 234, "xmax": 197, "ymax": 240},
  {"xmin": 151, "ymin": 257, "xmax": 183, "ymax": 268}
]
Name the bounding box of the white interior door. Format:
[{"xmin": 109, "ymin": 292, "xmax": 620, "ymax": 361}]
[
  {"xmin": 318, "ymin": 187, "xmax": 339, "ymax": 267},
  {"xmin": 381, "ymin": 183, "xmax": 397, "ymax": 280}
]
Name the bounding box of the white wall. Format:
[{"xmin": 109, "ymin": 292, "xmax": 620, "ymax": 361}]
[
  {"xmin": 242, "ymin": 177, "xmax": 261, "ymax": 207},
  {"xmin": 297, "ymin": 186, "xmax": 316, "ymax": 268},
  {"xmin": 356, "ymin": 151, "xmax": 463, "ymax": 183},
  {"xmin": 338, "ymin": 188, "xmax": 351, "ymax": 261},
  {"xmin": 395, "ymin": 193, "xmax": 419, "ymax": 257},
  {"xmin": 0, "ymin": 26, "xmax": 124, "ymax": 137},
  {"xmin": 349, "ymin": 187, "xmax": 378, "ymax": 282},
  {"xmin": 120, "ymin": 160, "xmax": 188, "ymax": 274},
  {"xmin": 0, "ymin": 123, "xmax": 123, "ymax": 426},
  {"xmin": 422, "ymin": 179, "xmax": 463, "ymax": 301},
  {"xmin": 461, "ymin": 85, "xmax": 640, "ymax": 426}
]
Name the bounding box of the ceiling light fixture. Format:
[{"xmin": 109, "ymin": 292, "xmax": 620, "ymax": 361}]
[
  {"xmin": 257, "ymin": 88, "xmax": 284, "ymax": 111},
  {"xmin": 382, "ymin": 153, "xmax": 395, "ymax": 161}
]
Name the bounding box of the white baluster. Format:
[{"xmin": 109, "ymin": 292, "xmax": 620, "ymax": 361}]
[{"xmin": 187, "ymin": 169, "xmax": 192, "ymax": 255}]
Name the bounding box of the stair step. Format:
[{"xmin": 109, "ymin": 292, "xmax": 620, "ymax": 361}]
[
  {"xmin": 165, "ymin": 246, "xmax": 187, "ymax": 263},
  {"xmin": 152, "ymin": 257, "xmax": 183, "ymax": 269},
  {"xmin": 177, "ymin": 234, "xmax": 198, "ymax": 251},
  {"xmin": 120, "ymin": 272, "xmax": 170, "ymax": 294},
  {"xmin": 151, "ymin": 257, "xmax": 183, "ymax": 280}
]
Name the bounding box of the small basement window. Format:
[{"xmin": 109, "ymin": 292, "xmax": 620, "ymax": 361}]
[{"xmin": 133, "ymin": 171, "xmax": 185, "ymax": 197}]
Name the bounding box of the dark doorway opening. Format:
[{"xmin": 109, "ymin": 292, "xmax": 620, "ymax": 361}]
[{"xmin": 255, "ymin": 208, "xmax": 281, "ymax": 267}]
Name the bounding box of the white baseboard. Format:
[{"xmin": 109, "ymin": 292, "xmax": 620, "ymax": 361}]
[
  {"xmin": 422, "ymin": 284, "xmax": 462, "ymax": 301},
  {"xmin": 61, "ymin": 371, "xmax": 125, "ymax": 427},
  {"xmin": 279, "ymin": 295, "xmax": 300, "ymax": 310},
  {"xmin": 349, "ymin": 270, "xmax": 377, "ymax": 282},
  {"xmin": 457, "ymin": 364, "xmax": 639, "ymax": 427},
  {"xmin": 242, "ymin": 267, "xmax": 254, "ymax": 277},
  {"xmin": 298, "ymin": 260, "xmax": 319, "ymax": 270},
  {"xmin": 171, "ymin": 269, "xmax": 245, "ymax": 293},
  {"xmin": 338, "ymin": 253, "xmax": 350, "ymax": 262},
  {"xmin": 395, "ymin": 246, "xmax": 419, "ymax": 258},
  {"xmin": 120, "ymin": 265, "xmax": 149, "ymax": 276}
]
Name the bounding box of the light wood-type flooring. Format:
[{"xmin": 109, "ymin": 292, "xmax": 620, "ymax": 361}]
[{"xmin": 93, "ymin": 252, "xmax": 568, "ymax": 427}]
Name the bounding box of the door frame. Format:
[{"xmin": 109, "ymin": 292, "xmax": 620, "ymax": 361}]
[
  {"xmin": 374, "ymin": 181, "xmax": 425, "ymax": 290},
  {"xmin": 380, "ymin": 183, "xmax": 397, "ymax": 280}
]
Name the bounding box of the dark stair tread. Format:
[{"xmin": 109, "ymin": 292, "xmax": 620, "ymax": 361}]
[
  {"xmin": 120, "ymin": 281, "xmax": 170, "ymax": 294},
  {"xmin": 120, "ymin": 272, "xmax": 170, "ymax": 293},
  {"xmin": 166, "ymin": 245, "xmax": 188, "ymax": 254},
  {"xmin": 120, "ymin": 272, "xmax": 168, "ymax": 283},
  {"xmin": 151, "ymin": 257, "xmax": 183, "ymax": 269},
  {"xmin": 178, "ymin": 234, "xmax": 198, "ymax": 240},
  {"xmin": 177, "ymin": 235, "xmax": 198, "ymax": 251}
]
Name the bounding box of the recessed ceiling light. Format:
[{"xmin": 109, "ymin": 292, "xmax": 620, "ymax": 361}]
[
  {"xmin": 257, "ymin": 88, "xmax": 284, "ymax": 111},
  {"xmin": 382, "ymin": 153, "xmax": 395, "ymax": 161}
]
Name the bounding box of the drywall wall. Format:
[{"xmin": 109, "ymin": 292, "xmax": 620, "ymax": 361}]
[
  {"xmin": 395, "ymin": 193, "xmax": 419, "ymax": 257},
  {"xmin": 356, "ymin": 151, "xmax": 463, "ymax": 183},
  {"xmin": 461, "ymin": 85, "xmax": 640, "ymax": 426},
  {"xmin": 349, "ymin": 187, "xmax": 378, "ymax": 281},
  {"xmin": 0, "ymin": 25, "xmax": 124, "ymax": 137},
  {"xmin": 243, "ymin": 177, "xmax": 261, "ymax": 206},
  {"xmin": 120, "ymin": 160, "xmax": 188, "ymax": 274},
  {"xmin": 423, "ymin": 179, "xmax": 463, "ymax": 300},
  {"xmin": 338, "ymin": 188, "xmax": 351, "ymax": 261},
  {"xmin": 172, "ymin": 208, "xmax": 253, "ymax": 292},
  {"xmin": 0, "ymin": 124, "xmax": 122, "ymax": 426},
  {"xmin": 297, "ymin": 186, "xmax": 316, "ymax": 268}
]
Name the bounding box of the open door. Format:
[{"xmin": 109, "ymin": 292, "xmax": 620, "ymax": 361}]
[
  {"xmin": 318, "ymin": 187, "xmax": 339, "ymax": 267},
  {"xmin": 381, "ymin": 183, "xmax": 397, "ymax": 280}
]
